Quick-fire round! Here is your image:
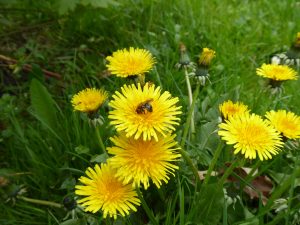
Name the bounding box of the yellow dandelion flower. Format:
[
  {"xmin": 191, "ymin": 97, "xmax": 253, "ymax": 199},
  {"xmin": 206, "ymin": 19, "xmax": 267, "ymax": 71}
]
[
  {"xmin": 218, "ymin": 113, "xmax": 283, "ymax": 161},
  {"xmin": 109, "ymin": 83, "xmax": 182, "ymax": 141},
  {"xmin": 107, "ymin": 134, "xmax": 180, "ymax": 189},
  {"xmin": 219, "ymin": 100, "xmax": 250, "ymax": 120},
  {"xmin": 199, "ymin": 48, "xmax": 216, "ymax": 66},
  {"xmin": 256, "ymin": 63, "xmax": 298, "ymax": 81},
  {"xmin": 71, "ymin": 88, "xmax": 108, "ymax": 113},
  {"xmin": 106, "ymin": 47, "xmax": 155, "ymax": 78},
  {"xmin": 265, "ymin": 110, "xmax": 300, "ymax": 140},
  {"xmin": 75, "ymin": 163, "xmax": 140, "ymax": 219}
]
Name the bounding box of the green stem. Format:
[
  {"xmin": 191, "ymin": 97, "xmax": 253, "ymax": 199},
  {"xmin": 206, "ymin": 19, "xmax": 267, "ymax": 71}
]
[
  {"xmin": 17, "ymin": 196, "xmax": 62, "ymax": 208},
  {"xmin": 95, "ymin": 127, "xmax": 107, "ymax": 156},
  {"xmin": 218, "ymin": 160, "xmax": 239, "ymax": 185},
  {"xmin": 137, "ymin": 189, "xmax": 159, "ymax": 225},
  {"xmin": 184, "ymin": 67, "xmax": 195, "ymax": 135},
  {"xmin": 245, "ymin": 160, "xmax": 262, "ymax": 183},
  {"xmin": 180, "ymin": 83, "xmax": 201, "ymax": 147},
  {"xmin": 177, "ymin": 146, "xmax": 201, "ymax": 185},
  {"xmin": 204, "ymin": 142, "xmax": 223, "ymax": 185}
]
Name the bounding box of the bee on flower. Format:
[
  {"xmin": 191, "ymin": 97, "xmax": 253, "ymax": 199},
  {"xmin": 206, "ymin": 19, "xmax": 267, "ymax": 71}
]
[{"xmin": 109, "ymin": 82, "xmax": 182, "ymax": 141}]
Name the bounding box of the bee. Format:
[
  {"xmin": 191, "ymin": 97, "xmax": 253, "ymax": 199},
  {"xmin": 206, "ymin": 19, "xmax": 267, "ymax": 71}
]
[{"xmin": 136, "ymin": 98, "xmax": 153, "ymax": 114}]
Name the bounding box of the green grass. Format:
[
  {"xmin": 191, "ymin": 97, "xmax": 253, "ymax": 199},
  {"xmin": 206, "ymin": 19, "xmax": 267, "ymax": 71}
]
[{"xmin": 1, "ymin": 0, "xmax": 300, "ymax": 224}]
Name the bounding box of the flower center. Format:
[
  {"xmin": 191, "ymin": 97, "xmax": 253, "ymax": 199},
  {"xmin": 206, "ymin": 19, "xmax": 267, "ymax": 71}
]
[
  {"xmin": 102, "ymin": 179, "xmax": 123, "ymax": 201},
  {"xmin": 239, "ymin": 124, "xmax": 267, "ymax": 145},
  {"xmin": 280, "ymin": 119, "xmax": 296, "ymax": 131}
]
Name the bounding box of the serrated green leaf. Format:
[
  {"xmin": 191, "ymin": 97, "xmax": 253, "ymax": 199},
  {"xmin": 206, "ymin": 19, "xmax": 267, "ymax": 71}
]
[
  {"xmin": 57, "ymin": 0, "xmax": 80, "ymax": 15},
  {"xmin": 30, "ymin": 79, "xmax": 58, "ymax": 134},
  {"xmin": 60, "ymin": 218, "xmax": 86, "ymax": 225},
  {"xmin": 75, "ymin": 145, "xmax": 90, "ymax": 154},
  {"xmin": 80, "ymin": 0, "xmax": 119, "ymax": 8},
  {"xmin": 188, "ymin": 183, "xmax": 224, "ymax": 225},
  {"xmin": 90, "ymin": 153, "xmax": 108, "ymax": 163}
]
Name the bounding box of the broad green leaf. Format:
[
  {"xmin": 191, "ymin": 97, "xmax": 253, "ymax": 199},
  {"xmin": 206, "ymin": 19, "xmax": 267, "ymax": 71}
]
[
  {"xmin": 75, "ymin": 145, "xmax": 90, "ymax": 154},
  {"xmin": 57, "ymin": 0, "xmax": 80, "ymax": 15},
  {"xmin": 60, "ymin": 218, "xmax": 86, "ymax": 225},
  {"xmin": 188, "ymin": 183, "xmax": 224, "ymax": 225},
  {"xmin": 80, "ymin": 0, "xmax": 119, "ymax": 8},
  {"xmin": 30, "ymin": 79, "xmax": 58, "ymax": 135},
  {"xmin": 90, "ymin": 153, "xmax": 108, "ymax": 163}
]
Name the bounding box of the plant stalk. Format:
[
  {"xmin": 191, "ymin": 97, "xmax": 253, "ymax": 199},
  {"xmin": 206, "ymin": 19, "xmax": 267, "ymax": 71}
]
[
  {"xmin": 177, "ymin": 146, "xmax": 201, "ymax": 185},
  {"xmin": 95, "ymin": 127, "xmax": 107, "ymax": 156},
  {"xmin": 204, "ymin": 142, "xmax": 223, "ymax": 185},
  {"xmin": 180, "ymin": 83, "xmax": 201, "ymax": 147},
  {"xmin": 136, "ymin": 189, "xmax": 159, "ymax": 225},
  {"xmin": 18, "ymin": 196, "xmax": 62, "ymax": 208},
  {"xmin": 184, "ymin": 67, "xmax": 195, "ymax": 135}
]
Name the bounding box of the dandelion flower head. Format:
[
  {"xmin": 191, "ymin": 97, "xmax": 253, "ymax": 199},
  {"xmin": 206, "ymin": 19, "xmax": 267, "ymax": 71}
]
[
  {"xmin": 265, "ymin": 110, "xmax": 300, "ymax": 140},
  {"xmin": 71, "ymin": 88, "xmax": 108, "ymax": 113},
  {"xmin": 107, "ymin": 134, "xmax": 180, "ymax": 189},
  {"xmin": 199, "ymin": 47, "xmax": 216, "ymax": 66},
  {"xmin": 75, "ymin": 163, "xmax": 140, "ymax": 219},
  {"xmin": 106, "ymin": 47, "xmax": 155, "ymax": 78},
  {"xmin": 219, "ymin": 100, "xmax": 250, "ymax": 120},
  {"xmin": 218, "ymin": 113, "xmax": 283, "ymax": 161},
  {"xmin": 256, "ymin": 63, "xmax": 298, "ymax": 81},
  {"xmin": 109, "ymin": 83, "xmax": 182, "ymax": 141}
]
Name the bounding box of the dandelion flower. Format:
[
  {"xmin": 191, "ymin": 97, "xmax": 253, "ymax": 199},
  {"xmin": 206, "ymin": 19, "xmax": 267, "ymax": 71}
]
[
  {"xmin": 109, "ymin": 83, "xmax": 182, "ymax": 141},
  {"xmin": 71, "ymin": 88, "xmax": 108, "ymax": 113},
  {"xmin": 219, "ymin": 100, "xmax": 250, "ymax": 120},
  {"xmin": 106, "ymin": 47, "xmax": 155, "ymax": 78},
  {"xmin": 199, "ymin": 48, "xmax": 216, "ymax": 66},
  {"xmin": 107, "ymin": 134, "xmax": 180, "ymax": 189},
  {"xmin": 75, "ymin": 163, "xmax": 140, "ymax": 219},
  {"xmin": 218, "ymin": 113, "xmax": 283, "ymax": 161},
  {"xmin": 265, "ymin": 110, "xmax": 300, "ymax": 140},
  {"xmin": 256, "ymin": 63, "xmax": 298, "ymax": 81}
]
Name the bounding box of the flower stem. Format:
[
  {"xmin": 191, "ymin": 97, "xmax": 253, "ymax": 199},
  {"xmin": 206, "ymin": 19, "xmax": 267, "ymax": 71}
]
[
  {"xmin": 245, "ymin": 160, "xmax": 262, "ymax": 183},
  {"xmin": 204, "ymin": 142, "xmax": 223, "ymax": 185},
  {"xmin": 218, "ymin": 160, "xmax": 239, "ymax": 185},
  {"xmin": 180, "ymin": 83, "xmax": 201, "ymax": 147},
  {"xmin": 136, "ymin": 189, "xmax": 159, "ymax": 225},
  {"xmin": 177, "ymin": 146, "xmax": 201, "ymax": 185},
  {"xmin": 184, "ymin": 67, "xmax": 195, "ymax": 135},
  {"xmin": 17, "ymin": 196, "xmax": 63, "ymax": 208},
  {"xmin": 95, "ymin": 127, "xmax": 107, "ymax": 156}
]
